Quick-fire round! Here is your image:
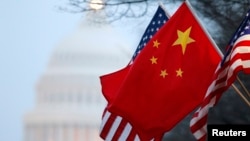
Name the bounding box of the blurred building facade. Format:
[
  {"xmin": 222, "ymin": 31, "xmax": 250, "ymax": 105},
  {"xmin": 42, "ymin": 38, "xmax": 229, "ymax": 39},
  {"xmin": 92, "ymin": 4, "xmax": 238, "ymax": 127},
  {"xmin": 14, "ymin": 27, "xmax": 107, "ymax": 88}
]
[{"xmin": 23, "ymin": 9, "xmax": 132, "ymax": 141}]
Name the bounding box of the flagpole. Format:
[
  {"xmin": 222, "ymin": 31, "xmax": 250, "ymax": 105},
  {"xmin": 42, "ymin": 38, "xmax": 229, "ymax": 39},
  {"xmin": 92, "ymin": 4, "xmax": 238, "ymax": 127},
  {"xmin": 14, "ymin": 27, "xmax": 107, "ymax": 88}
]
[
  {"xmin": 184, "ymin": 0, "xmax": 223, "ymax": 57},
  {"xmin": 232, "ymin": 84, "xmax": 250, "ymax": 107},
  {"xmin": 185, "ymin": 0, "xmax": 250, "ymax": 107},
  {"xmin": 236, "ymin": 76, "xmax": 250, "ymax": 98}
]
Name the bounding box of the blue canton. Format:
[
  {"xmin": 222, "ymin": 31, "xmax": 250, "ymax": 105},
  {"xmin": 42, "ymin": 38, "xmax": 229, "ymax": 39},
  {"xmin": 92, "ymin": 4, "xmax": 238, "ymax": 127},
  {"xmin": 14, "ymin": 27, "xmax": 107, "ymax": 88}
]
[
  {"xmin": 221, "ymin": 10, "xmax": 250, "ymax": 66},
  {"xmin": 131, "ymin": 6, "xmax": 169, "ymax": 62}
]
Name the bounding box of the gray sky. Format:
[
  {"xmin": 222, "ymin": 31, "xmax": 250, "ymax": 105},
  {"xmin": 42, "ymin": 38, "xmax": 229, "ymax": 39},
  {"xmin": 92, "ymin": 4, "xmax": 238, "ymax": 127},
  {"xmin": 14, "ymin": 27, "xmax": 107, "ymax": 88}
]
[{"xmin": 0, "ymin": 1, "xmax": 84, "ymax": 141}]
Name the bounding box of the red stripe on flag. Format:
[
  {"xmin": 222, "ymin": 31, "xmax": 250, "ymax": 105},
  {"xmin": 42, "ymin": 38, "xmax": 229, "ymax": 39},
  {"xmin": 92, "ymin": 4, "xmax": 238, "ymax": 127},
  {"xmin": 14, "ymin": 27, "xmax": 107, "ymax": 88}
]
[
  {"xmin": 110, "ymin": 118, "xmax": 127, "ymax": 140},
  {"xmin": 100, "ymin": 111, "xmax": 113, "ymax": 139},
  {"xmin": 126, "ymin": 128, "xmax": 137, "ymax": 141}
]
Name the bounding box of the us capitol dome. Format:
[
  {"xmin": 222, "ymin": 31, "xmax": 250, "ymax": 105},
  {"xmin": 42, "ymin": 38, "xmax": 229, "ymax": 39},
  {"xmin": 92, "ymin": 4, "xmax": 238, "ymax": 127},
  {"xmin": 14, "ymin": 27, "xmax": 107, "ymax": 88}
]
[{"xmin": 23, "ymin": 1, "xmax": 133, "ymax": 141}]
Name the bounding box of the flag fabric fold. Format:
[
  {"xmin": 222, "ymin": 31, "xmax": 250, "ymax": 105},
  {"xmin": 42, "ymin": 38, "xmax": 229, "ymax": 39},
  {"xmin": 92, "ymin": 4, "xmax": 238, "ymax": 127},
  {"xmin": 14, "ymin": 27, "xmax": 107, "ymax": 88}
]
[
  {"xmin": 101, "ymin": 5, "xmax": 169, "ymax": 106},
  {"xmin": 190, "ymin": 8, "xmax": 250, "ymax": 141},
  {"xmin": 100, "ymin": 5, "xmax": 169, "ymax": 140},
  {"xmin": 100, "ymin": 1, "xmax": 221, "ymax": 140}
]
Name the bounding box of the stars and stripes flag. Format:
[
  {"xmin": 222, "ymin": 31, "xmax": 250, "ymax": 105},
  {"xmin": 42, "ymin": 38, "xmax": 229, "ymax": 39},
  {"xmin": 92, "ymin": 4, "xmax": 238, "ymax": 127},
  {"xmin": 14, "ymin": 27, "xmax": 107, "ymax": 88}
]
[
  {"xmin": 99, "ymin": 5, "xmax": 169, "ymax": 141},
  {"xmin": 130, "ymin": 5, "xmax": 169, "ymax": 63},
  {"xmin": 190, "ymin": 8, "xmax": 250, "ymax": 141}
]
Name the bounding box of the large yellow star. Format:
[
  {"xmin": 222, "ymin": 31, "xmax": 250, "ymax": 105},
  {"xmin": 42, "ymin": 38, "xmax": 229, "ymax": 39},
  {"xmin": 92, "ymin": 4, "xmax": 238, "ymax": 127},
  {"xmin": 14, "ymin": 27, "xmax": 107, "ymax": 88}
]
[
  {"xmin": 160, "ymin": 69, "xmax": 168, "ymax": 78},
  {"xmin": 172, "ymin": 27, "xmax": 195, "ymax": 54},
  {"xmin": 176, "ymin": 68, "xmax": 183, "ymax": 77}
]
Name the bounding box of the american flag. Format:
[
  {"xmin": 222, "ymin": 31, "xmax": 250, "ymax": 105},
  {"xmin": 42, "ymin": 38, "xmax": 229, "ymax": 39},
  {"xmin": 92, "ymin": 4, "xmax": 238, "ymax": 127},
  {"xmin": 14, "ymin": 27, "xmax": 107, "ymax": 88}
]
[
  {"xmin": 130, "ymin": 5, "xmax": 169, "ymax": 63},
  {"xmin": 190, "ymin": 9, "xmax": 250, "ymax": 141},
  {"xmin": 99, "ymin": 5, "xmax": 169, "ymax": 141}
]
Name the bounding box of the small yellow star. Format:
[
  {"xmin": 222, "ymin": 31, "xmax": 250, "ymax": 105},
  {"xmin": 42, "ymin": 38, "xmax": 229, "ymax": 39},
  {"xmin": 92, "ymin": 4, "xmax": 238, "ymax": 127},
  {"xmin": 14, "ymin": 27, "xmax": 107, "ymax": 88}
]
[
  {"xmin": 160, "ymin": 69, "xmax": 168, "ymax": 78},
  {"xmin": 153, "ymin": 40, "xmax": 160, "ymax": 48},
  {"xmin": 176, "ymin": 68, "xmax": 183, "ymax": 77},
  {"xmin": 172, "ymin": 27, "xmax": 195, "ymax": 54},
  {"xmin": 150, "ymin": 56, "xmax": 158, "ymax": 64}
]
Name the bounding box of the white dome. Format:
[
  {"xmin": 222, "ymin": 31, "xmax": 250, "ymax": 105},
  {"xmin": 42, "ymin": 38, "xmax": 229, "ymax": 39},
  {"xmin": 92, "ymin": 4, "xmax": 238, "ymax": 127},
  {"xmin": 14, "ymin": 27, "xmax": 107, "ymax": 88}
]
[
  {"xmin": 47, "ymin": 12, "xmax": 133, "ymax": 76},
  {"xmin": 23, "ymin": 10, "xmax": 134, "ymax": 141}
]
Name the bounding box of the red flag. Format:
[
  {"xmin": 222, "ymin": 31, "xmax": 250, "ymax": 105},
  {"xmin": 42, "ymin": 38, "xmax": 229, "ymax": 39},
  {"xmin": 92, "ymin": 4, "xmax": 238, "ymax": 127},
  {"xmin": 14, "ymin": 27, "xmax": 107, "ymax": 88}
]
[
  {"xmin": 100, "ymin": 5, "xmax": 169, "ymax": 140},
  {"xmin": 190, "ymin": 8, "xmax": 250, "ymax": 141},
  {"xmin": 100, "ymin": 2, "xmax": 221, "ymax": 140},
  {"xmin": 101, "ymin": 5, "xmax": 169, "ymax": 106}
]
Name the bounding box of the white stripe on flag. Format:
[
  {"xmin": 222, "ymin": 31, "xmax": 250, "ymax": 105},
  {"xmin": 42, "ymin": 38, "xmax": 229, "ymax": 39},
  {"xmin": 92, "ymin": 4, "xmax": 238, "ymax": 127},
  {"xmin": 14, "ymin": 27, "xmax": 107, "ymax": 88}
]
[
  {"xmin": 204, "ymin": 81, "xmax": 216, "ymax": 97},
  {"xmin": 233, "ymin": 34, "xmax": 250, "ymax": 46},
  {"xmin": 190, "ymin": 96, "xmax": 216, "ymax": 126},
  {"xmin": 99, "ymin": 111, "xmax": 111, "ymax": 134},
  {"xmin": 134, "ymin": 135, "xmax": 140, "ymax": 141},
  {"xmin": 243, "ymin": 60, "xmax": 250, "ymax": 68},
  {"xmin": 106, "ymin": 116, "xmax": 122, "ymax": 141},
  {"xmin": 193, "ymin": 124, "xmax": 207, "ymax": 140},
  {"xmin": 231, "ymin": 46, "xmax": 250, "ymax": 58},
  {"xmin": 118, "ymin": 123, "xmax": 132, "ymax": 141},
  {"xmin": 230, "ymin": 59, "xmax": 250, "ymax": 73}
]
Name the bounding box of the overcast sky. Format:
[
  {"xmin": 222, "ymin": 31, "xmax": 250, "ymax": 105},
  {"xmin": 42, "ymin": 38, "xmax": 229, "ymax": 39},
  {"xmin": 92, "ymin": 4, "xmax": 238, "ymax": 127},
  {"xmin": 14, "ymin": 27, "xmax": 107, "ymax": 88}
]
[{"xmin": 0, "ymin": 1, "xmax": 87, "ymax": 141}]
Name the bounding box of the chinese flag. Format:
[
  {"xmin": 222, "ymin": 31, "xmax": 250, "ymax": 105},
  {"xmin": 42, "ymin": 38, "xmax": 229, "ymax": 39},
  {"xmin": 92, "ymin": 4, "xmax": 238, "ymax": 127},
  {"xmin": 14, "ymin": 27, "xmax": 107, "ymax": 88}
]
[{"xmin": 100, "ymin": 2, "xmax": 221, "ymax": 140}]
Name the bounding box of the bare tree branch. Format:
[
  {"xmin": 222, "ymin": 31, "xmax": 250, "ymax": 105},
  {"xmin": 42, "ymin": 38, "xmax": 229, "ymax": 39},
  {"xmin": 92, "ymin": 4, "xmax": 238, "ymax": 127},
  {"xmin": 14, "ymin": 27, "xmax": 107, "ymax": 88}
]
[{"xmin": 58, "ymin": 0, "xmax": 175, "ymax": 22}]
